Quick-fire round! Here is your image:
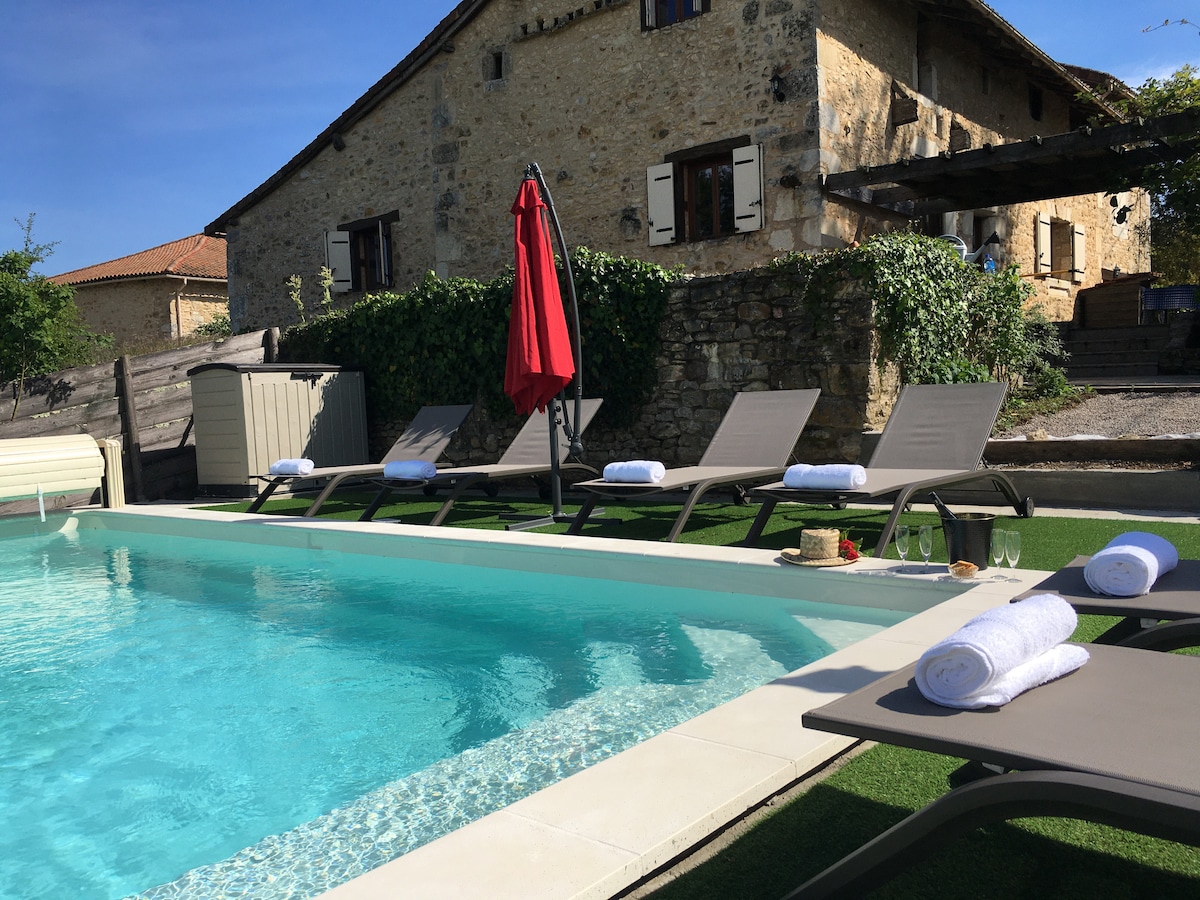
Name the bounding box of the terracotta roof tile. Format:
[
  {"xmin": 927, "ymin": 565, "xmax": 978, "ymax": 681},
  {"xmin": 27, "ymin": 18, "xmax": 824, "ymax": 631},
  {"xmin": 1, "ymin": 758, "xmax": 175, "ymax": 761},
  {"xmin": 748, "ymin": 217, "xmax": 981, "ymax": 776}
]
[{"xmin": 49, "ymin": 234, "xmax": 226, "ymax": 285}]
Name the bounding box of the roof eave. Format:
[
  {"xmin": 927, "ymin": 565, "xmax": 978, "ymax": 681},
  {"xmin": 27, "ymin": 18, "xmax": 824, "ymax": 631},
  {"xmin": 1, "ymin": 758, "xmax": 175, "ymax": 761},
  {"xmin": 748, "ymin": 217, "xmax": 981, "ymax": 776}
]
[{"xmin": 205, "ymin": 0, "xmax": 491, "ymax": 236}]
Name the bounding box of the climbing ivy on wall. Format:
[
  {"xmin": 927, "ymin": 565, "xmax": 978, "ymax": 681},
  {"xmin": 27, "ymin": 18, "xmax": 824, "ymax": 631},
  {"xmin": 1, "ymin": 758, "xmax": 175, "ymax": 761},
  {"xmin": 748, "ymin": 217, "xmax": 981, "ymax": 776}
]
[
  {"xmin": 773, "ymin": 230, "xmax": 1062, "ymax": 389},
  {"xmin": 279, "ymin": 248, "xmax": 675, "ymax": 426}
]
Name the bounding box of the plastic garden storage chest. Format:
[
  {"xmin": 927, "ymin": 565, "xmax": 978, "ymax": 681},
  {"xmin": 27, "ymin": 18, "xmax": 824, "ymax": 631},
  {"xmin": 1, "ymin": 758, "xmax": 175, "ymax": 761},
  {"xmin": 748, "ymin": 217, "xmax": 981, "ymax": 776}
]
[{"xmin": 188, "ymin": 363, "xmax": 368, "ymax": 497}]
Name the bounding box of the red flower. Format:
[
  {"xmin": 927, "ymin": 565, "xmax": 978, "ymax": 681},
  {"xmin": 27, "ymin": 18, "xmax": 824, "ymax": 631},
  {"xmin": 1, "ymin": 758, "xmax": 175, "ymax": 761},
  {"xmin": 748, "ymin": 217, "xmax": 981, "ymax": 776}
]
[{"xmin": 839, "ymin": 535, "xmax": 861, "ymax": 560}]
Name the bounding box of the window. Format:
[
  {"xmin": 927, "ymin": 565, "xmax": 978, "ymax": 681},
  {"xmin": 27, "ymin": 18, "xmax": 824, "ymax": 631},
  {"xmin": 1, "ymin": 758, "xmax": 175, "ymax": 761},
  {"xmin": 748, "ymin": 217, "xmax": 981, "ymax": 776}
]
[
  {"xmin": 325, "ymin": 211, "xmax": 398, "ymax": 293},
  {"xmin": 914, "ymin": 13, "xmax": 937, "ymax": 100},
  {"xmin": 646, "ymin": 143, "xmax": 764, "ymax": 245},
  {"xmin": 1035, "ymin": 212, "xmax": 1085, "ymax": 283},
  {"xmin": 687, "ymin": 157, "xmax": 735, "ymax": 240},
  {"xmin": 643, "ymin": 0, "xmax": 710, "ymax": 30},
  {"xmin": 1028, "ymin": 84, "xmax": 1044, "ymax": 122}
]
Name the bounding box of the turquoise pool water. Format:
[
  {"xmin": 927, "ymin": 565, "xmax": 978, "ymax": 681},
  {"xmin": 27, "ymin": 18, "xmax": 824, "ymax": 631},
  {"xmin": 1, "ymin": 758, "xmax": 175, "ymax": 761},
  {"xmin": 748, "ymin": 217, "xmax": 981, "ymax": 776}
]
[{"xmin": 0, "ymin": 514, "xmax": 907, "ymax": 899}]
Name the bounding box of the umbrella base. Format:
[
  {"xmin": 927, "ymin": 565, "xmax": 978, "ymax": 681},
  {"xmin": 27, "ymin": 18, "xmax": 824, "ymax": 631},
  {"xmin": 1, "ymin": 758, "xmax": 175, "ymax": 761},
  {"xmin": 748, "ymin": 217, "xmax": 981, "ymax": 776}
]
[{"xmin": 502, "ymin": 507, "xmax": 618, "ymax": 532}]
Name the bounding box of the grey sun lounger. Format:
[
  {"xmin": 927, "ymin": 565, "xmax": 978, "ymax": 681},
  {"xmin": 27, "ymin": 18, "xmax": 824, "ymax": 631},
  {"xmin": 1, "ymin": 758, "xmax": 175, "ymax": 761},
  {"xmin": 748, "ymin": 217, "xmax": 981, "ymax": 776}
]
[
  {"xmin": 789, "ymin": 643, "xmax": 1200, "ymax": 898},
  {"xmin": 745, "ymin": 382, "xmax": 1033, "ymax": 556},
  {"xmin": 1019, "ymin": 555, "xmax": 1200, "ymax": 650},
  {"xmin": 246, "ymin": 403, "xmax": 473, "ymax": 516},
  {"xmin": 565, "ymin": 389, "xmax": 821, "ymax": 542},
  {"xmin": 358, "ymin": 399, "xmax": 603, "ymax": 526}
]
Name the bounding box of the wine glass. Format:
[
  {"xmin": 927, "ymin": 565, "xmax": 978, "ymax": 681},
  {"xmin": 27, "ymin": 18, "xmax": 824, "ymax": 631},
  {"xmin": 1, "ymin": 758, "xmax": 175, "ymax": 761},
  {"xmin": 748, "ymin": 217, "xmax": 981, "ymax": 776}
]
[
  {"xmin": 918, "ymin": 524, "xmax": 933, "ymax": 573},
  {"xmin": 990, "ymin": 528, "xmax": 1008, "ymax": 580},
  {"xmin": 894, "ymin": 525, "xmax": 910, "ymax": 573},
  {"xmin": 1005, "ymin": 530, "xmax": 1022, "ymax": 581}
]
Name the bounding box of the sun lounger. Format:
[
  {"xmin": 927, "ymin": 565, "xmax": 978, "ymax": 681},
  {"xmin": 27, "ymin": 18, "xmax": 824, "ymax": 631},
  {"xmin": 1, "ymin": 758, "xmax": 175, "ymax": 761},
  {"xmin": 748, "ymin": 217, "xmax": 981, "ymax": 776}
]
[
  {"xmin": 1019, "ymin": 555, "xmax": 1200, "ymax": 649},
  {"xmin": 564, "ymin": 389, "xmax": 821, "ymax": 542},
  {"xmin": 358, "ymin": 399, "xmax": 603, "ymax": 525},
  {"xmin": 790, "ymin": 643, "xmax": 1200, "ymax": 898},
  {"xmin": 245, "ymin": 404, "xmax": 473, "ymax": 516},
  {"xmin": 744, "ymin": 383, "xmax": 1033, "ymax": 556}
]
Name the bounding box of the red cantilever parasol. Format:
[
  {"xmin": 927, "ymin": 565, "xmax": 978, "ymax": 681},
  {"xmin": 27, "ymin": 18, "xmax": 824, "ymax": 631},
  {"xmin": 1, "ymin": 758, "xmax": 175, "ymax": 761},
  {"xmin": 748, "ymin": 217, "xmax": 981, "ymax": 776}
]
[
  {"xmin": 501, "ymin": 163, "xmax": 588, "ymax": 530},
  {"xmin": 504, "ymin": 177, "xmax": 575, "ymax": 415}
]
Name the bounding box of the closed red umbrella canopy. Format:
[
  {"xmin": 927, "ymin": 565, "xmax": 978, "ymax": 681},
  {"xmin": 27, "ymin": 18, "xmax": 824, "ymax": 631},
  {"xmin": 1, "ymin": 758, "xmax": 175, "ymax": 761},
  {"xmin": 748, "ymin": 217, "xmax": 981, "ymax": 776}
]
[{"xmin": 505, "ymin": 178, "xmax": 575, "ymax": 416}]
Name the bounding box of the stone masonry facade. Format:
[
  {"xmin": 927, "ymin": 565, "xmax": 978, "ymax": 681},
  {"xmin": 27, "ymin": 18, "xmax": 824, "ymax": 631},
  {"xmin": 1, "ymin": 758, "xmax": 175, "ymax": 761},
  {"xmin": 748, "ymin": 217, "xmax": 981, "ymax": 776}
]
[
  {"xmin": 218, "ymin": 0, "xmax": 1148, "ymax": 331},
  {"xmin": 73, "ymin": 278, "xmax": 229, "ymax": 346}
]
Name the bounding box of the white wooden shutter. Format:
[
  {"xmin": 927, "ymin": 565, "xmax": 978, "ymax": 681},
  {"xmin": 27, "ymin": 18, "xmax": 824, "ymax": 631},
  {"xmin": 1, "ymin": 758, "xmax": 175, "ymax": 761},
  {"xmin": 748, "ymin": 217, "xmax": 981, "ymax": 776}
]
[
  {"xmin": 325, "ymin": 231, "xmax": 353, "ymax": 292},
  {"xmin": 1070, "ymin": 224, "xmax": 1086, "ymax": 282},
  {"xmin": 1034, "ymin": 212, "xmax": 1051, "ymax": 275},
  {"xmin": 646, "ymin": 163, "xmax": 676, "ymax": 246},
  {"xmin": 376, "ymin": 221, "xmax": 392, "ymax": 287},
  {"xmin": 732, "ymin": 144, "xmax": 764, "ymax": 233}
]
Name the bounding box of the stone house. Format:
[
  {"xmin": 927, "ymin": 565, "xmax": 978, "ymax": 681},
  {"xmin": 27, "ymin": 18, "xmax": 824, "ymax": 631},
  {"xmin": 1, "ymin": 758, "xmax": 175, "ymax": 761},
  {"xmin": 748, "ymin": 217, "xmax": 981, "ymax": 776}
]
[
  {"xmin": 207, "ymin": 0, "xmax": 1153, "ymax": 331},
  {"xmin": 50, "ymin": 234, "xmax": 229, "ymax": 347}
]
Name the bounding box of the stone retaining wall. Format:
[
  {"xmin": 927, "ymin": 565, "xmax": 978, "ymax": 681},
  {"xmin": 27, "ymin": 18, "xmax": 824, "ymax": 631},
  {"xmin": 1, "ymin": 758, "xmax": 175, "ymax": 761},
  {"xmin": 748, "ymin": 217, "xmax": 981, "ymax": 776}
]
[{"xmin": 379, "ymin": 265, "xmax": 898, "ymax": 471}]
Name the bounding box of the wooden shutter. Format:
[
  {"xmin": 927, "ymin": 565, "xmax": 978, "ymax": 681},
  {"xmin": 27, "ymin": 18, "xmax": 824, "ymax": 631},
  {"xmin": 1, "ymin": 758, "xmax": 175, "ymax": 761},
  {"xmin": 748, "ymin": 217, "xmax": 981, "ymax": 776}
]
[
  {"xmin": 732, "ymin": 144, "xmax": 764, "ymax": 233},
  {"xmin": 646, "ymin": 163, "xmax": 676, "ymax": 246},
  {"xmin": 1070, "ymin": 224, "xmax": 1086, "ymax": 283},
  {"xmin": 325, "ymin": 231, "xmax": 353, "ymax": 292},
  {"xmin": 376, "ymin": 221, "xmax": 392, "ymax": 288},
  {"xmin": 1034, "ymin": 212, "xmax": 1051, "ymax": 275}
]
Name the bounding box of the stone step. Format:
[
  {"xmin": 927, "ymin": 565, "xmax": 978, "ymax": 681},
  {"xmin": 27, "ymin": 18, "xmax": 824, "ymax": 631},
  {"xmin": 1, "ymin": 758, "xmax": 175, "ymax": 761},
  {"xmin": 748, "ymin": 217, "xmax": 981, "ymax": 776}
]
[
  {"xmin": 1064, "ymin": 362, "xmax": 1161, "ymax": 379},
  {"xmin": 1061, "ymin": 340, "xmax": 1171, "ymax": 357},
  {"xmin": 1065, "ymin": 350, "xmax": 1163, "ymax": 367}
]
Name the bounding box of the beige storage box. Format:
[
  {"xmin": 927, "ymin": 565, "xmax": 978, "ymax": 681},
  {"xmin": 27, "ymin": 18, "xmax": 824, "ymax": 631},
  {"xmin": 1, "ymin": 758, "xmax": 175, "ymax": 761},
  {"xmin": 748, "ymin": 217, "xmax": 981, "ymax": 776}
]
[{"xmin": 188, "ymin": 364, "xmax": 369, "ymax": 497}]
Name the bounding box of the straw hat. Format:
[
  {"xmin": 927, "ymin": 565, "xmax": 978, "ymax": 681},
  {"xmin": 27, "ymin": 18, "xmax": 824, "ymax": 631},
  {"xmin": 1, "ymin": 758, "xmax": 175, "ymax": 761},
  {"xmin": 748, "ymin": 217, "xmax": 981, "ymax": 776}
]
[{"xmin": 780, "ymin": 528, "xmax": 855, "ymax": 567}]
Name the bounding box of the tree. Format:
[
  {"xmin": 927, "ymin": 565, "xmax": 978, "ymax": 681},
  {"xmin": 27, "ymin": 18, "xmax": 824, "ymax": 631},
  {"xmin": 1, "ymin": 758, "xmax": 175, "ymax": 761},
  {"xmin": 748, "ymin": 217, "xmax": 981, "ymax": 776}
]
[
  {"xmin": 1, "ymin": 215, "xmax": 111, "ymax": 417},
  {"xmin": 1114, "ymin": 66, "xmax": 1200, "ymax": 284}
]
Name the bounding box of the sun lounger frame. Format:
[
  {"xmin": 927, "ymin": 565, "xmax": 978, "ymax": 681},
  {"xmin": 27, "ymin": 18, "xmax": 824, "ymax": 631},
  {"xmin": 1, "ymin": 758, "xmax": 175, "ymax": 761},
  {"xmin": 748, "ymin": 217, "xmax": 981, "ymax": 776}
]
[
  {"xmin": 1020, "ymin": 555, "xmax": 1200, "ymax": 648},
  {"xmin": 791, "ymin": 643, "xmax": 1200, "ymax": 897},
  {"xmin": 245, "ymin": 404, "xmax": 472, "ymax": 516},
  {"xmin": 745, "ymin": 383, "xmax": 1033, "ymax": 555},
  {"xmin": 566, "ymin": 389, "xmax": 821, "ymax": 542},
  {"xmin": 358, "ymin": 399, "xmax": 602, "ymax": 525}
]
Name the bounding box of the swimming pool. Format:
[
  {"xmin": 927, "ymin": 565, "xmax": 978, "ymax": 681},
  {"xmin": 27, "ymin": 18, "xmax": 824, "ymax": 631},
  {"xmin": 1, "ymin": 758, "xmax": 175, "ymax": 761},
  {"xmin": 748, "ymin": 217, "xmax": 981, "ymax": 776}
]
[{"xmin": 0, "ymin": 509, "xmax": 972, "ymax": 899}]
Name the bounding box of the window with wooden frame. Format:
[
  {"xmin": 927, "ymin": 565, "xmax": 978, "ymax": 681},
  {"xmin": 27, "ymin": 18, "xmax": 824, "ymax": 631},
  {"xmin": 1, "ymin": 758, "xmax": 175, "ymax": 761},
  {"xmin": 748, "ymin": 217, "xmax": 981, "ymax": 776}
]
[
  {"xmin": 646, "ymin": 141, "xmax": 764, "ymax": 245},
  {"xmin": 1034, "ymin": 211, "xmax": 1085, "ymax": 283},
  {"xmin": 325, "ymin": 211, "xmax": 399, "ymax": 293},
  {"xmin": 642, "ymin": 0, "xmax": 710, "ymax": 30}
]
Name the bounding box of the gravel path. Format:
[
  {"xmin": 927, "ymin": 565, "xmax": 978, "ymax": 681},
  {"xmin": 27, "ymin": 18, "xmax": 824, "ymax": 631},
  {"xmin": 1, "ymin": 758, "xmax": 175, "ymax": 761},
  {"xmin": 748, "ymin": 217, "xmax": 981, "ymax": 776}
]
[{"xmin": 997, "ymin": 391, "xmax": 1200, "ymax": 438}]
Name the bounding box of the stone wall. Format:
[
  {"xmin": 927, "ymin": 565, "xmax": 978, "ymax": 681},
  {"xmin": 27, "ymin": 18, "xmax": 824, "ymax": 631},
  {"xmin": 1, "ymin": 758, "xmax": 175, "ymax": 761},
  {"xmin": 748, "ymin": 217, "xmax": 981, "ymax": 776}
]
[
  {"xmin": 374, "ymin": 264, "xmax": 896, "ymax": 471},
  {"xmin": 74, "ymin": 277, "xmax": 229, "ymax": 345},
  {"xmin": 224, "ymin": 0, "xmax": 1148, "ymax": 336},
  {"xmin": 815, "ymin": 4, "xmax": 1150, "ymax": 322}
]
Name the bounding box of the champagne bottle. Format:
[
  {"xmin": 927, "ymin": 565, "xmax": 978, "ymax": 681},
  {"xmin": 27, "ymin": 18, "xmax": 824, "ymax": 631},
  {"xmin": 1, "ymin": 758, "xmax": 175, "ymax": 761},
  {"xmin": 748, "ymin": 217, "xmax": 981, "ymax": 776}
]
[{"xmin": 929, "ymin": 491, "xmax": 957, "ymax": 520}]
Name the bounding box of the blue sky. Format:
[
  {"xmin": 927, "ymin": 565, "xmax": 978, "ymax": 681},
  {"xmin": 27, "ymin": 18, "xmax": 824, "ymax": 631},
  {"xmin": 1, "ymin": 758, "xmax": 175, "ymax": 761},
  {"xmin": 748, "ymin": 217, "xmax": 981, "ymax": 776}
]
[{"xmin": 2, "ymin": 0, "xmax": 1195, "ymax": 276}]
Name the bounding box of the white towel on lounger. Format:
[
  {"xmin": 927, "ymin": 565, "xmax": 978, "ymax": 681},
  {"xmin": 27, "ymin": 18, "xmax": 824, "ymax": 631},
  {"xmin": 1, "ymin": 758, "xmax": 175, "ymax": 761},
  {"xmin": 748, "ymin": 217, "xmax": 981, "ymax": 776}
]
[
  {"xmin": 383, "ymin": 459, "xmax": 438, "ymax": 480},
  {"xmin": 782, "ymin": 463, "xmax": 867, "ymax": 490},
  {"xmin": 603, "ymin": 460, "xmax": 666, "ymax": 483},
  {"xmin": 1083, "ymin": 532, "xmax": 1179, "ymax": 597},
  {"xmin": 914, "ymin": 593, "xmax": 1089, "ymax": 709},
  {"xmin": 269, "ymin": 458, "xmax": 314, "ymax": 476}
]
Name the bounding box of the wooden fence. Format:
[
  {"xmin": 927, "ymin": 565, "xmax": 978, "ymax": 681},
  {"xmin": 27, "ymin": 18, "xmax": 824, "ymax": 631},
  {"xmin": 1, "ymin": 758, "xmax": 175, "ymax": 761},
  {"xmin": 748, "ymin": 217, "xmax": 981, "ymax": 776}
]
[{"xmin": 0, "ymin": 330, "xmax": 277, "ymax": 511}]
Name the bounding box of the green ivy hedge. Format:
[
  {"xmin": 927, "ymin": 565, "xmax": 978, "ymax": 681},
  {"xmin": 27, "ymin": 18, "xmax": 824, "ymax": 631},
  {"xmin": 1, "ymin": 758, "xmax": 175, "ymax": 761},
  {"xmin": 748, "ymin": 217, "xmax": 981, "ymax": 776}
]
[
  {"xmin": 282, "ymin": 232, "xmax": 1067, "ymax": 431},
  {"xmin": 279, "ymin": 247, "xmax": 676, "ymax": 426},
  {"xmin": 773, "ymin": 231, "xmax": 1065, "ymax": 390}
]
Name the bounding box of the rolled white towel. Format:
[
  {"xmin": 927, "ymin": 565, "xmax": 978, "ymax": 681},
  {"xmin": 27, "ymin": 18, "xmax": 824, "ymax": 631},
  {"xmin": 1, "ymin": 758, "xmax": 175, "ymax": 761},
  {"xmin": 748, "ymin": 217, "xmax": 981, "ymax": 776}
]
[
  {"xmin": 915, "ymin": 593, "xmax": 1087, "ymax": 708},
  {"xmin": 1083, "ymin": 532, "xmax": 1179, "ymax": 597},
  {"xmin": 603, "ymin": 460, "xmax": 666, "ymax": 483},
  {"xmin": 782, "ymin": 463, "xmax": 867, "ymax": 490},
  {"xmin": 269, "ymin": 458, "xmax": 314, "ymax": 476},
  {"xmin": 383, "ymin": 459, "xmax": 438, "ymax": 480},
  {"xmin": 949, "ymin": 644, "xmax": 1092, "ymax": 709}
]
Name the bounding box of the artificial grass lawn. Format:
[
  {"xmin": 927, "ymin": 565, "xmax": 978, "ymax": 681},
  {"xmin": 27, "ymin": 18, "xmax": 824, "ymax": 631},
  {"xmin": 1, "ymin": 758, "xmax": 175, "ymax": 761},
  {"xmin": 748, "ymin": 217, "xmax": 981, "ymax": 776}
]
[{"xmin": 208, "ymin": 490, "xmax": 1200, "ymax": 897}]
